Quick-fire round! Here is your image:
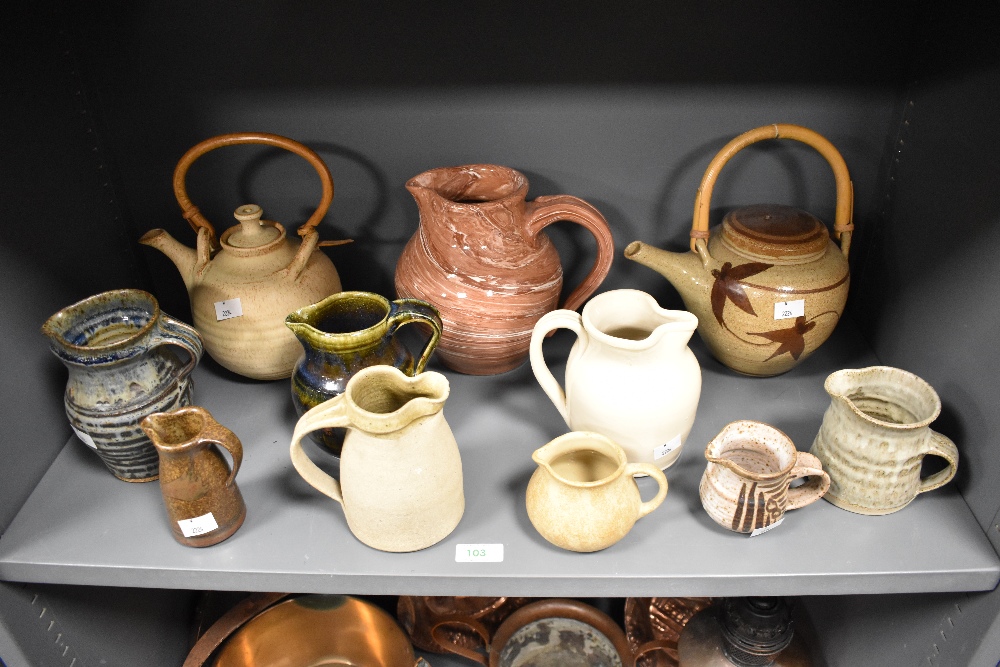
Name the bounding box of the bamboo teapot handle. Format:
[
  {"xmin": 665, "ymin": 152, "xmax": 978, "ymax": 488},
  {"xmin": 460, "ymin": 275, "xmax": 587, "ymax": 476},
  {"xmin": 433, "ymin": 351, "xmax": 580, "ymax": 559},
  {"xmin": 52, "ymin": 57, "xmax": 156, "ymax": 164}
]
[
  {"xmin": 690, "ymin": 123, "xmax": 855, "ymax": 259},
  {"xmin": 173, "ymin": 132, "xmax": 335, "ymax": 252}
]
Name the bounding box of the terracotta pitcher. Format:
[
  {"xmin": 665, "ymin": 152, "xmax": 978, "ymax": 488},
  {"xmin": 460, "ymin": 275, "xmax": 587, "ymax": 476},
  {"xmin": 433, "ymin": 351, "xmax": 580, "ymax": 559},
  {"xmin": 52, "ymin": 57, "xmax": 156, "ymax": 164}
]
[
  {"xmin": 809, "ymin": 366, "xmax": 959, "ymax": 515},
  {"xmin": 286, "ymin": 291, "xmax": 443, "ymax": 455},
  {"xmin": 42, "ymin": 289, "xmax": 203, "ymax": 482},
  {"xmin": 625, "ymin": 124, "xmax": 855, "ymax": 376},
  {"xmin": 530, "ymin": 289, "xmax": 701, "ymax": 469},
  {"xmin": 140, "ymin": 406, "xmax": 246, "ymax": 547},
  {"xmin": 140, "ymin": 132, "xmax": 350, "ymax": 380},
  {"xmin": 526, "ymin": 431, "xmax": 669, "ymax": 552},
  {"xmin": 394, "ymin": 164, "xmax": 615, "ymax": 375},
  {"xmin": 290, "ymin": 365, "xmax": 464, "ymax": 552}
]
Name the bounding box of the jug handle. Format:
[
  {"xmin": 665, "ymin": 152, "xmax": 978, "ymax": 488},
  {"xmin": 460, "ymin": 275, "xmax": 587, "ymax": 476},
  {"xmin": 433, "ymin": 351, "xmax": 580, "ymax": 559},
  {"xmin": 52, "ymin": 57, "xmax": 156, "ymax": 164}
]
[
  {"xmin": 786, "ymin": 451, "xmax": 832, "ymax": 510},
  {"xmin": 528, "ymin": 309, "xmax": 587, "ymax": 423},
  {"xmin": 200, "ymin": 419, "xmax": 244, "ymax": 488},
  {"xmin": 386, "ymin": 299, "xmax": 444, "ymax": 374},
  {"xmin": 150, "ymin": 313, "xmax": 204, "ymax": 380},
  {"xmin": 173, "ymin": 132, "xmax": 336, "ymax": 253},
  {"xmin": 289, "ymin": 396, "xmax": 350, "ymax": 505},
  {"xmin": 920, "ymin": 431, "xmax": 959, "ymax": 494},
  {"xmin": 429, "ymin": 615, "xmax": 492, "ymax": 666},
  {"xmin": 690, "ymin": 123, "xmax": 855, "ymax": 260},
  {"xmin": 625, "ymin": 463, "xmax": 669, "ymax": 518},
  {"xmin": 524, "ymin": 195, "xmax": 615, "ymax": 313}
]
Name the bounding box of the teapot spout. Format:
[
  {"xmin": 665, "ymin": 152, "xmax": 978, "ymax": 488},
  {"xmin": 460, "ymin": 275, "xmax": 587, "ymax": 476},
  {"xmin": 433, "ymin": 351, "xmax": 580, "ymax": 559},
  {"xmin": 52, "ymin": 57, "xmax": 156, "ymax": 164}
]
[
  {"xmin": 624, "ymin": 241, "xmax": 712, "ymax": 306},
  {"xmin": 139, "ymin": 228, "xmax": 211, "ymax": 291}
]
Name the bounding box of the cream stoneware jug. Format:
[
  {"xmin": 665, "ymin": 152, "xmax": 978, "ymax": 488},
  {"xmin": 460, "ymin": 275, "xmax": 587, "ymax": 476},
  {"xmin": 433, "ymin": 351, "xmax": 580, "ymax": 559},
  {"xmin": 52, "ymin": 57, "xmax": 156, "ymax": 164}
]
[
  {"xmin": 140, "ymin": 132, "xmax": 350, "ymax": 381},
  {"xmin": 530, "ymin": 289, "xmax": 701, "ymax": 469},
  {"xmin": 290, "ymin": 365, "xmax": 464, "ymax": 552},
  {"xmin": 700, "ymin": 420, "xmax": 829, "ymax": 534},
  {"xmin": 625, "ymin": 123, "xmax": 855, "ymax": 377},
  {"xmin": 809, "ymin": 366, "xmax": 959, "ymax": 515}
]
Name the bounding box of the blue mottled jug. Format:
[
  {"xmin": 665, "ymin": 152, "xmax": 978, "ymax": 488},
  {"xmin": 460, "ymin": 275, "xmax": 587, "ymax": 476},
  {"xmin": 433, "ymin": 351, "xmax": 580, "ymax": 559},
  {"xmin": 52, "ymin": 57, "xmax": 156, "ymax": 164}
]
[{"xmin": 42, "ymin": 289, "xmax": 203, "ymax": 481}]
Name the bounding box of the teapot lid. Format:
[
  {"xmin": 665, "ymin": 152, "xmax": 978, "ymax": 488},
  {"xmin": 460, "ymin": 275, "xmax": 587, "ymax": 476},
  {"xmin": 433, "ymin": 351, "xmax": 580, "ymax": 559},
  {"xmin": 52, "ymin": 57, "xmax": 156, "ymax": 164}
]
[
  {"xmin": 224, "ymin": 204, "xmax": 283, "ymax": 249},
  {"xmin": 721, "ymin": 204, "xmax": 829, "ymax": 263}
]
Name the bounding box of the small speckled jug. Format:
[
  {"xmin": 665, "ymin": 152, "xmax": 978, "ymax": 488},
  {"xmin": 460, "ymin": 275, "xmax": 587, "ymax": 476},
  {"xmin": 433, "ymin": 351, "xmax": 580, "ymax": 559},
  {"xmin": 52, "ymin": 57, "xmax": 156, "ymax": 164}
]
[
  {"xmin": 526, "ymin": 431, "xmax": 668, "ymax": 552},
  {"xmin": 141, "ymin": 406, "xmax": 246, "ymax": 547},
  {"xmin": 809, "ymin": 366, "xmax": 959, "ymax": 515},
  {"xmin": 700, "ymin": 421, "xmax": 829, "ymax": 534}
]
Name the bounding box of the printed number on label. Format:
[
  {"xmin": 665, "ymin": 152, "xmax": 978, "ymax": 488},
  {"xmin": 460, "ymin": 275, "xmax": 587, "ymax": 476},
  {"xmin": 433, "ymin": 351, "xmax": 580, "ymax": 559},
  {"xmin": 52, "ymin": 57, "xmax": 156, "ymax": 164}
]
[
  {"xmin": 750, "ymin": 517, "xmax": 784, "ymax": 537},
  {"xmin": 653, "ymin": 435, "xmax": 682, "ymax": 461},
  {"xmin": 773, "ymin": 300, "xmax": 805, "ymax": 320},
  {"xmin": 455, "ymin": 543, "xmax": 504, "ymax": 563},
  {"xmin": 178, "ymin": 512, "xmax": 219, "ymax": 538},
  {"xmin": 214, "ymin": 298, "xmax": 244, "ymax": 321}
]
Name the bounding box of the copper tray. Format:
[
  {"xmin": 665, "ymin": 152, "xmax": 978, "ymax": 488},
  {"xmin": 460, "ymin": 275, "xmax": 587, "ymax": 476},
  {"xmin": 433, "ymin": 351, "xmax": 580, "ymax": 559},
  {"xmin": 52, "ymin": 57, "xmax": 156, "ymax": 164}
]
[{"xmin": 624, "ymin": 597, "xmax": 714, "ymax": 667}]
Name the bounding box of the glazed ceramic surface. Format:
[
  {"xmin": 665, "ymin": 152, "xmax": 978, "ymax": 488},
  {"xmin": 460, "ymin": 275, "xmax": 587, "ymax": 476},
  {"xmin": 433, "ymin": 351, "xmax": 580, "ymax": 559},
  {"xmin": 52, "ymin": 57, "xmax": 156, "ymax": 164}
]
[
  {"xmin": 290, "ymin": 365, "xmax": 464, "ymax": 552},
  {"xmin": 809, "ymin": 366, "xmax": 959, "ymax": 515},
  {"xmin": 530, "ymin": 289, "xmax": 701, "ymax": 469},
  {"xmin": 700, "ymin": 421, "xmax": 829, "ymax": 534},
  {"xmin": 141, "ymin": 406, "xmax": 246, "ymax": 547},
  {"xmin": 41, "ymin": 289, "xmax": 203, "ymax": 481},
  {"xmin": 212, "ymin": 595, "xmax": 427, "ymax": 667},
  {"xmin": 625, "ymin": 597, "xmax": 714, "ymax": 667},
  {"xmin": 526, "ymin": 431, "xmax": 668, "ymax": 552},
  {"xmin": 625, "ymin": 124, "xmax": 855, "ymax": 376},
  {"xmin": 394, "ymin": 164, "xmax": 614, "ymax": 375},
  {"xmin": 287, "ymin": 291, "xmax": 442, "ymax": 455},
  {"xmin": 141, "ymin": 133, "xmax": 349, "ymax": 380}
]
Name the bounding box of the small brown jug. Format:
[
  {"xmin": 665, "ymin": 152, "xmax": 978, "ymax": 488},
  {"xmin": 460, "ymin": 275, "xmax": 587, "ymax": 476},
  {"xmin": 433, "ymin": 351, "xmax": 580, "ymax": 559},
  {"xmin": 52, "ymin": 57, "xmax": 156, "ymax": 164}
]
[{"xmin": 141, "ymin": 406, "xmax": 246, "ymax": 547}]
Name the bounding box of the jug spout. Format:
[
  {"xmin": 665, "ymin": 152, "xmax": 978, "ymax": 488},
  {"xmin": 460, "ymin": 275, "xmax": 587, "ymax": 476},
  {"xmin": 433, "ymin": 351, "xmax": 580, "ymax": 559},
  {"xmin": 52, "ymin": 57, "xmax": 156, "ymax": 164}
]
[
  {"xmin": 624, "ymin": 241, "xmax": 712, "ymax": 306},
  {"xmin": 139, "ymin": 227, "xmax": 211, "ymax": 291}
]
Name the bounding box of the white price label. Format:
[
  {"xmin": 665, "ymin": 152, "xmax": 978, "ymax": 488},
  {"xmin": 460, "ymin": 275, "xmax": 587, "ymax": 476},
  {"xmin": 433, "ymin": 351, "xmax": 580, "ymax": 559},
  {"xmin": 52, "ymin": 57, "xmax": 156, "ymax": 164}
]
[
  {"xmin": 750, "ymin": 517, "xmax": 784, "ymax": 537},
  {"xmin": 178, "ymin": 512, "xmax": 219, "ymax": 538},
  {"xmin": 214, "ymin": 298, "xmax": 244, "ymax": 321},
  {"xmin": 455, "ymin": 543, "xmax": 504, "ymax": 563},
  {"xmin": 71, "ymin": 425, "xmax": 97, "ymax": 450},
  {"xmin": 653, "ymin": 435, "xmax": 682, "ymax": 461},
  {"xmin": 773, "ymin": 299, "xmax": 805, "ymax": 320}
]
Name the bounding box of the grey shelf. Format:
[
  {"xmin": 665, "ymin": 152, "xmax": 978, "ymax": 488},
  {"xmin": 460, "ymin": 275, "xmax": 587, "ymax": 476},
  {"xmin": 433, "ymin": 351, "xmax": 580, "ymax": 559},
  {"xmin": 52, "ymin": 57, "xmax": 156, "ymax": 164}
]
[{"xmin": 1, "ymin": 318, "xmax": 997, "ymax": 597}]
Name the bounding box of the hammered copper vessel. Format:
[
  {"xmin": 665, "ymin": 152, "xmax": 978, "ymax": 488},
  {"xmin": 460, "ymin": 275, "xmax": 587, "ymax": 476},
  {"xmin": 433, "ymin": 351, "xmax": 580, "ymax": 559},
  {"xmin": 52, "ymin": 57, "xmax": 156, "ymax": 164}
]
[{"xmin": 625, "ymin": 597, "xmax": 714, "ymax": 667}]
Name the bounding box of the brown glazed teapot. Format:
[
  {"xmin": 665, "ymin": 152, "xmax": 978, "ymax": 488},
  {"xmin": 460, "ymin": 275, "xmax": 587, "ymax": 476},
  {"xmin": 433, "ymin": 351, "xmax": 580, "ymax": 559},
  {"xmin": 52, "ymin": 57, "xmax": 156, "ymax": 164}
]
[
  {"xmin": 140, "ymin": 133, "xmax": 350, "ymax": 380},
  {"xmin": 625, "ymin": 124, "xmax": 855, "ymax": 376}
]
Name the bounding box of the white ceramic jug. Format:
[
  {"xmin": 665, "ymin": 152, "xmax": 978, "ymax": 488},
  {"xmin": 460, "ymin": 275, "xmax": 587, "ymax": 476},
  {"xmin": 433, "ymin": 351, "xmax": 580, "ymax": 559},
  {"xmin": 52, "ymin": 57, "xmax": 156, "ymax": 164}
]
[
  {"xmin": 529, "ymin": 289, "xmax": 701, "ymax": 469},
  {"xmin": 289, "ymin": 365, "xmax": 464, "ymax": 552}
]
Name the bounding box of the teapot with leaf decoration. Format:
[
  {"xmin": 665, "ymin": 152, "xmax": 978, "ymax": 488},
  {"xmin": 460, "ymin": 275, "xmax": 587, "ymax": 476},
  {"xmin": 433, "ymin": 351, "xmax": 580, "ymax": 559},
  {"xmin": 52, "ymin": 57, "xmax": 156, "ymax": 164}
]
[
  {"xmin": 625, "ymin": 123, "xmax": 855, "ymax": 376},
  {"xmin": 140, "ymin": 133, "xmax": 351, "ymax": 380}
]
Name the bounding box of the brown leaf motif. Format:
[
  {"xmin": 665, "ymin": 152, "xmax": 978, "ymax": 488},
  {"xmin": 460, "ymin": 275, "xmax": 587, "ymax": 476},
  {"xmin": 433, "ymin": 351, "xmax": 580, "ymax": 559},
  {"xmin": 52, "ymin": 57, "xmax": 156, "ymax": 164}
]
[
  {"xmin": 710, "ymin": 261, "xmax": 773, "ymax": 326},
  {"xmin": 749, "ymin": 316, "xmax": 817, "ymax": 361}
]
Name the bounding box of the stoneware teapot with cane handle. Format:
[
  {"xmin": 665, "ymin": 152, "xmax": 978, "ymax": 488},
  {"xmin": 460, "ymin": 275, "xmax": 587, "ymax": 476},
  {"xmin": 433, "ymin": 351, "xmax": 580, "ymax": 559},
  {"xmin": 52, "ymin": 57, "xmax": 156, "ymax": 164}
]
[
  {"xmin": 625, "ymin": 123, "xmax": 855, "ymax": 377},
  {"xmin": 140, "ymin": 132, "xmax": 351, "ymax": 381}
]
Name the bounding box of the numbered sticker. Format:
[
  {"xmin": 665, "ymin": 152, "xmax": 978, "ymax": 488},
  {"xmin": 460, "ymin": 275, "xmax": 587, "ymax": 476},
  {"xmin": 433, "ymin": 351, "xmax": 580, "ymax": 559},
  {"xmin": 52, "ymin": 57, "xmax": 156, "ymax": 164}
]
[
  {"xmin": 773, "ymin": 299, "xmax": 805, "ymax": 320},
  {"xmin": 178, "ymin": 512, "xmax": 219, "ymax": 538},
  {"xmin": 214, "ymin": 298, "xmax": 244, "ymax": 321},
  {"xmin": 653, "ymin": 435, "xmax": 682, "ymax": 461},
  {"xmin": 455, "ymin": 543, "xmax": 504, "ymax": 563},
  {"xmin": 750, "ymin": 517, "xmax": 784, "ymax": 537},
  {"xmin": 71, "ymin": 425, "xmax": 97, "ymax": 450}
]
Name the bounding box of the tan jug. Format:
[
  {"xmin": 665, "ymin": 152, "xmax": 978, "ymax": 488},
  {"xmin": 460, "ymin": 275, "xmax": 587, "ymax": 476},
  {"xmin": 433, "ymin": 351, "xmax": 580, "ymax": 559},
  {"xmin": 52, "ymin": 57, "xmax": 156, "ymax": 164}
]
[
  {"xmin": 625, "ymin": 124, "xmax": 855, "ymax": 377},
  {"xmin": 140, "ymin": 132, "xmax": 350, "ymax": 380},
  {"xmin": 290, "ymin": 365, "xmax": 464, "ymax": 552}
]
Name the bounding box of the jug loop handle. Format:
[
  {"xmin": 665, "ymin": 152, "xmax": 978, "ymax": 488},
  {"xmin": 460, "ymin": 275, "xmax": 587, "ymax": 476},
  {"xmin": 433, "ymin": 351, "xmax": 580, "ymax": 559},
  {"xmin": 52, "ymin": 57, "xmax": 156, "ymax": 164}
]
[
  {"xmin": 690, "ymin": 123, "xmax": 855, "ymax": 260},
  {"xmin": 289, "ymin": 395, "xmax": 350, "ymax": 504},
  {"xmin": 625, "ymin": 463, "xmax": 669, "ymax": 518},
  {"xmin": 920, "ymin": 431, "xmax": 959, "ymax": 494},
  {"xmin": 199, "ymin": 420, "xmax": 244, "ymax": 488},
  {"xmin": 149, "ymin": 313, "xmax": 204, "ymax": 380},
  {"xmin": 786, "ymin": 451, "xmax": 832, "ymax": 510},
  {"xmin": 524, "ymin": 195, "xmax": 614, "ymax": 312},
  {"xmin": 528, "ymin": 309, "xmax": 586, "ymax": 424},
  {"xmin": 386, "ymin": 299, "xmax": 444, "ymax": 373},
  {"xmin": 429, "ymin": 615, "xmax": 492, "ymax": 666},
  {"xmin": 173, "ymin": 132, "xmax": 336, "ymax": 253}
]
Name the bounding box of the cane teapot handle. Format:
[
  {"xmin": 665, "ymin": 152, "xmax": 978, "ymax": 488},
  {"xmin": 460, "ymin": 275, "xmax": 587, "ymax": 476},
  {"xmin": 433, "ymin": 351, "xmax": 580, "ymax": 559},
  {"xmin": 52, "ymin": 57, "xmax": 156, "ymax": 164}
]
[
  {"xmin": 173, "ymin": 132, "xmax": 335, "ymax": 252},
  {"xmin": 690, "ymin": 123, "xmax": 855, "ymax": 259}
]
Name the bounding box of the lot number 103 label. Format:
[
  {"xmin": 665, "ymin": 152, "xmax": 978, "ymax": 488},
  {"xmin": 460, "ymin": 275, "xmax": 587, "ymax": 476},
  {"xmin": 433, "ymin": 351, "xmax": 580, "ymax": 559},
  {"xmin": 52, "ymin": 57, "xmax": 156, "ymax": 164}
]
[{"xmin": 455, "ymin": 543, "xmax": 504, "ymax": 562}]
